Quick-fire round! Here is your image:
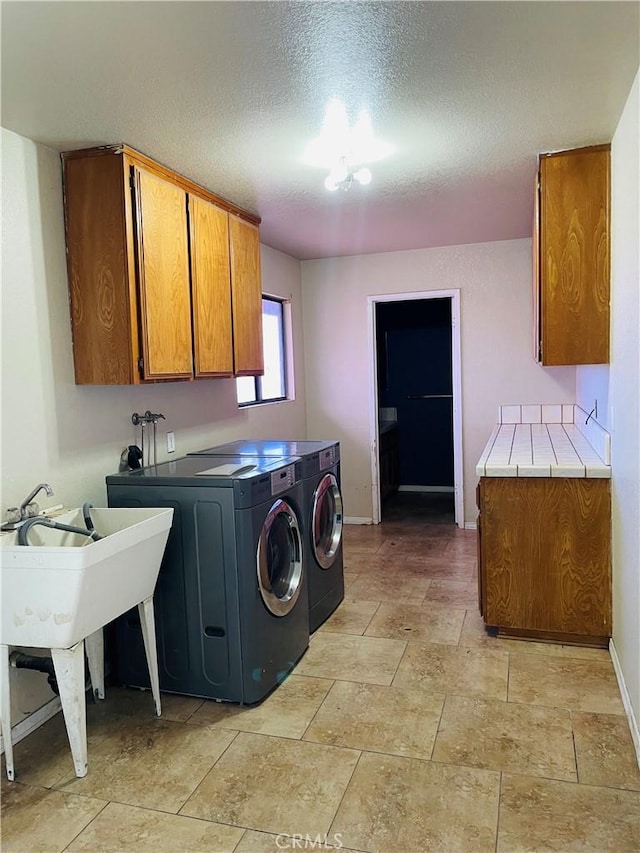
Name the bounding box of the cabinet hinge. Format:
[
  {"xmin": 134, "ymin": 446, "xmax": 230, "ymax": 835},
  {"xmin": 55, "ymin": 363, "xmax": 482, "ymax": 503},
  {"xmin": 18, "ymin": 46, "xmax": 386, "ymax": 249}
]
[
  {"xmin": 129, "ymin": 171, "xmax": 136, "ymax": 190},
  {"xmin": 137, "ymin": 356, "xmax": 144, "ymax": 374}
]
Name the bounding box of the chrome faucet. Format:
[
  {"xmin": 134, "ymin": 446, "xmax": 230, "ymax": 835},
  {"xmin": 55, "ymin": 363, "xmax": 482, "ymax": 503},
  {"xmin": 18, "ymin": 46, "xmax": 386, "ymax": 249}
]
[{"xmin": 18, "ymin": 483, "xmax": 54, "ymax": 520}]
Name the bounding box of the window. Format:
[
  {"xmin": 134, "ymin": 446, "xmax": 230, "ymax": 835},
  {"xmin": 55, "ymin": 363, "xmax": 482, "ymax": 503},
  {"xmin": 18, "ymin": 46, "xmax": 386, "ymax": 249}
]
[{"xmin": 237, "ymin": 296, "xmax": 288, "ymax": 405}]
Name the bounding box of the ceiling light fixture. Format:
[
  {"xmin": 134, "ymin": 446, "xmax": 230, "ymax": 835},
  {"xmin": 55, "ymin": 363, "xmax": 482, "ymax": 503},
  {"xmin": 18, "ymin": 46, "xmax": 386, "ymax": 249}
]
[
  {"xmin": 324, "ymin": 157, "xmax": 372, "ymax": 192},
  {"xmin": 304, "ymin": 99, "xmax": 393, "ymax": 192}
]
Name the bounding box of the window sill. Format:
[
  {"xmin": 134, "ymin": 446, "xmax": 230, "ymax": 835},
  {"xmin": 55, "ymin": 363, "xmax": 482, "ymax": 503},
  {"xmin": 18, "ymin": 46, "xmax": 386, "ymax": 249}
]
[{"xmin": 237, "ymin": 396, "xmax": 293, "ymax": 409}]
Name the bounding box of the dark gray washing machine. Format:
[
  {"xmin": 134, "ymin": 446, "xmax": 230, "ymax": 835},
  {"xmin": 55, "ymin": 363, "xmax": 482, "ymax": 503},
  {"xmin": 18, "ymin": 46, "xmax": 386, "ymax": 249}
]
[
  {"xmin": 188, "ymin": 440, "xmax": 344, "ymax": 632},
  {"xmin": 106, "ymin": 454, "xmax": 308, "ymax": 703}
]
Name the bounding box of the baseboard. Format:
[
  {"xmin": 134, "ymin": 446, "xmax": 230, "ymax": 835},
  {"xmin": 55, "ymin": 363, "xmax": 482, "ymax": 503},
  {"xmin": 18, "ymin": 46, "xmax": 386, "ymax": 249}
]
[
  {"xmin": 0, "ymin": 695, "xmax": 61, "ymax": 755},
  {"xmin": 344, "ymin": 517, "xmax": 374, "ymax": 525},
  {"xmin": 398, "ymin": 485, "xmax": 455, "ymax": 493},
  {"xmin": 464, "ymin": 522, "xmax": 477, "ymax": 530},
  {"xmin": 610, "ymin": 638, "xmax": 640, "ymax": 768}
]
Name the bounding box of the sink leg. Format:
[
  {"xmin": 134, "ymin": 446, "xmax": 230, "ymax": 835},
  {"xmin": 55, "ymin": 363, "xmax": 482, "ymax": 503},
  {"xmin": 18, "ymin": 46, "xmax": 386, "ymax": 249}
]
[
  {"xmin": 85, "ymin": 629, "xmax": 105, "ymax": 700},
  {"xmin": 1, "ymin": 644, "xmax": 14, "ymax": 781},
  {"xmin": 51, "ymin": 641, "xmax": 88, "ymax": 778},
  {"xmin": 138, "ymin": 597, "xmax": 161, "ymax": 717}
]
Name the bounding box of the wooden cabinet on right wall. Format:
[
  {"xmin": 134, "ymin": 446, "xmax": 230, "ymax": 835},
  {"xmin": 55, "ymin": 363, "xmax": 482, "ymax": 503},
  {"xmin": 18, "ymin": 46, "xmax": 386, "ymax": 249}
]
[
  {"xmin": 477, "ymin": 476, "xmax": 612, "ymax": 647},
  {"xmin": 534, "ymin": 144, "xmax": 610, "ymax": 366}
]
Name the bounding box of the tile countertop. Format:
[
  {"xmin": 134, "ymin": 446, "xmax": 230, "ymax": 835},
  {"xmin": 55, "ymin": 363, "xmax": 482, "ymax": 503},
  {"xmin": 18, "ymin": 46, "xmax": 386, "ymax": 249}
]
[{"xmin": 476, "ymin": 404, "xmax": 611, "ymax": 478}]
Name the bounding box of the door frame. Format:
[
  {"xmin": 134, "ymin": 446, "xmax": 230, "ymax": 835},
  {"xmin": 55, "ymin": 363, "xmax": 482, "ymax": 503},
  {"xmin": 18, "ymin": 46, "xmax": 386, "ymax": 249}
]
[{"xmin": 367, "ymin": 289, "xmax": 464, "ymax": 527}]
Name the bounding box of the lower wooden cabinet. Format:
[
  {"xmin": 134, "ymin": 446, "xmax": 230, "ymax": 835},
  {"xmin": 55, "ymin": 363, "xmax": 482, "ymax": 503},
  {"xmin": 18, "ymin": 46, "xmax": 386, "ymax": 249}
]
[{"xmin": 477, "ymin": 477, "xmax": 611, "ymax": 647}]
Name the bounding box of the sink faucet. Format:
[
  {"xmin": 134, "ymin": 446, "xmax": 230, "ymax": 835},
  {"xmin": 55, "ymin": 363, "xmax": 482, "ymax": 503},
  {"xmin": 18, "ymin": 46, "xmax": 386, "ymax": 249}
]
[{"xmin": 18, "ymin": 483, "xmax": 54, "ymax": 520}]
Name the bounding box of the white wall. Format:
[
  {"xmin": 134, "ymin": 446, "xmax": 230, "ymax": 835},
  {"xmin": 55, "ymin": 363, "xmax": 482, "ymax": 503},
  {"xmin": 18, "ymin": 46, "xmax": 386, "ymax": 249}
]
[
  {"xmin": 576, "ymin": 365, "xmax": 610, "ymax": 429},
  {"xmin": 1, "ymin": 128, "xmax": 307, "ymax": 723},
  {"xmin": 301, "ymin": 239, "xmax": 576, "ymax": 522},
  {"xmin": 608, "ymin": 72, "xmax": 640, "ymax": 748}
]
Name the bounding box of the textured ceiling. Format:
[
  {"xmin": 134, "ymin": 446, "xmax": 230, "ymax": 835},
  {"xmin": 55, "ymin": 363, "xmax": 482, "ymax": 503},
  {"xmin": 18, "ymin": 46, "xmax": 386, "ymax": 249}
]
[{"xmin": 2, "ymin": 1, "xmax": 638, "ymax": 260}]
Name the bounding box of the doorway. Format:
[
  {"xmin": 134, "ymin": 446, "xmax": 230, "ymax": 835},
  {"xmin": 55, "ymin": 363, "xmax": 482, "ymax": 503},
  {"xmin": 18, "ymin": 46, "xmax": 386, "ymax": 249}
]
[{"xmin": 367, "ymin": 290, "xmax": 463, "ymax": 527}]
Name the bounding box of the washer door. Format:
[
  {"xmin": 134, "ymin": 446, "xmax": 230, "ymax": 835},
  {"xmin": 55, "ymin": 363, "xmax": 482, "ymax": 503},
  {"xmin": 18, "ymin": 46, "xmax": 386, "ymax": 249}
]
[
  {"xmin": 312, "ymin": 473, "xmax": 344, "ymax": 569},
  {"xmin": 257, "ymin": 498, "xmax": 303, "ymax": 617}
]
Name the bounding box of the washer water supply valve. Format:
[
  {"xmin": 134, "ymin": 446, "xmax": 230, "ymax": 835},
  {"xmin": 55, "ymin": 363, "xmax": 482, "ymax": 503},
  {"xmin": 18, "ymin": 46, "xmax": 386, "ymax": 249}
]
[{"xmin": 127, "ymin": 411, "xmax": 166, "ymax": 468}]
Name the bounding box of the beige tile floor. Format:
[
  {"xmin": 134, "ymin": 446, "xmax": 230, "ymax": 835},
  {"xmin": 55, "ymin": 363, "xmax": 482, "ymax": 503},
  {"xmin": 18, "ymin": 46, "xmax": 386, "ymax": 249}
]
[{"xmin": 2, "ymin": 517, "xmax": 640, "ymax": 853}]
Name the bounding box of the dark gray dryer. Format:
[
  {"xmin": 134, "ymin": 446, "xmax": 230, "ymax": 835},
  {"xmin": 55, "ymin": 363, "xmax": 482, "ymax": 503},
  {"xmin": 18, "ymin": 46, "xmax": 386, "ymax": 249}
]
[
  {"xmin": 188, "ymin": 440, "xmax": 344, "ymax": 632},
  {"xmin": 106, "ymin": 455, "xmax": 308, "ymax": 704}
]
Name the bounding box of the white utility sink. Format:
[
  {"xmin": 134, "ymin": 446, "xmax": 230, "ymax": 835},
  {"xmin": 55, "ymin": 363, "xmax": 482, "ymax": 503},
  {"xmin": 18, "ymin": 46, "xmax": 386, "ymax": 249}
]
[
  {"xmin": 0, "ymin": 505, "xmax": 173, "ymax": 781},
  {"xmin": 1, "ymin": 506, "xmax": 173, "ymax": 648}
]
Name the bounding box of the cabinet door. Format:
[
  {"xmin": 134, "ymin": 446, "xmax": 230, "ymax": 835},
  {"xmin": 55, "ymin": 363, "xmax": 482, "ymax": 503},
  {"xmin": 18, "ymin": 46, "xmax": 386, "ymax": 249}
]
[
  {"xmin": 483, "ymin": 478, "xmax": 611, "ymax": 636},
  {"xmin": 189, "ymin": 195, "xmax": 233, "ymax": 377},
  {"xmin": 133, "ymin": 167, "xmax": 193, "ymax": 380},
  {"xmin": 476, "ymin": 482, "xmax": 484, "ymax": 616},
  {"xmin": 539, "ymin": 146, "xmax": 610, "ymax": 365},
  {"xmin": 63, "ymin": 153, "xmax": 135, "ymax": 384},
  {"xmin": 532, "ymin": 171, "xmax": 542, "ymax": 363},
  {"xmin": 229, "ymin": 215, "xmax": 264, "ymax": 376}
]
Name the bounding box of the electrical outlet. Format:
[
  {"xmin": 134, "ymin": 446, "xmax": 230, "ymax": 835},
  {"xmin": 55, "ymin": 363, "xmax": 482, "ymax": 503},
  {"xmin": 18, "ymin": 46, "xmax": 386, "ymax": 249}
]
[{"xmin": 167, "ymin": 431, "xmax": 176, "ymax": 453}]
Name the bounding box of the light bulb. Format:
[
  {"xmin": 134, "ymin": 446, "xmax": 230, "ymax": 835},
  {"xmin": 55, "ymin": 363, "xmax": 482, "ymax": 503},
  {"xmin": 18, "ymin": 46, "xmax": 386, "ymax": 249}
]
[
  {"xmin": 333, "ymin": 157, "xmax": 349, "ymax": 183},
  {"xmin": 324, "ymin": 174, "xmax": 339, "ymax": 192},
  {"xmin": 354, "ymin": 167, "xmax": 372, "ymax": 186}
]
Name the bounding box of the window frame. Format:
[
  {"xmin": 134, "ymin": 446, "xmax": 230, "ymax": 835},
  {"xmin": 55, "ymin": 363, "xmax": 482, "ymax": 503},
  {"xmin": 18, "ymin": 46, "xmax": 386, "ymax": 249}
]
[{"xmin": 237, "ymin": 294, "xmax": 289, "ymax": 407}]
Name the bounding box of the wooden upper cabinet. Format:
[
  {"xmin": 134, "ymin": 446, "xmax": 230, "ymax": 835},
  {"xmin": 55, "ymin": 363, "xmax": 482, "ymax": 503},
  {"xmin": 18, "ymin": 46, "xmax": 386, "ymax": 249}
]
[
  {"xmin": 535, "ymin": 145, "xmax": 610, "ymax": 366},
  {"xmin": 188, "ymin": 195, "xmax": 233, "ymax": 377},
  {"xmin": 61, "ymin": 145, "xmax": 262, "ymax": 384},
  {"xmin": 63, "ymin": 152, "xmax": 137, "ymax": 384},
  {"xmin": 134, "ymin": 167, "xmax": 193, "ymax": 379},
  {"xmin": 230, "ymin": 215, "xmax": 264, "ymax": 376}
]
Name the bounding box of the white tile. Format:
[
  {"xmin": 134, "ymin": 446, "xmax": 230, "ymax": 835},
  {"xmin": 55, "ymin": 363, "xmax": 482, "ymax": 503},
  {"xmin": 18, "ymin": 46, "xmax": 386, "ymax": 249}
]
[
  {"xmin": 492, "ymin": 424, "xmax": 516, "ymax": 445},
  {"xmin": 509, "ymin": 424, "xmax": 532, "ymax": 467},
  {"xmin": 573, "ymin": 408, "xmax": 611, "ymax": 465},
  {"xmin": 484, "ymin": 464, "xmax": 518, "ymax": 477},
  {"xmin": 563, "ymin": 426, "xmax": 610, "ymax": 477},
  {"xmin": 517, "ymin": 464, "xmax": 551, "ymax": 477},
  {"xmin": 531, "ymin": 424, "xmax": 557, "ymax": 467},
  {"xmin": 541, "ymin": 405, "xmax": 562, "ymax": 423},
  {"xmin": 521, "ymin": 405, "xmax": 542, "ymax": 424},
  {"xmin": 475, "ymin": 425, "xmax": 501, "ymax": 476},
  {"xmin": 551, "ymin": 465, "xmax": 586, "ymax": 477},
  {"xmin": 562, "ymin": 405, "xmax": 574, "ymax": 423},
  {"xmin": 585, "ymin": 465, "xmax": 611, "ymax": 478},
  {"xmin": 499, "ymin": 405, "xmax": 521, "ymax": 424},
  {"xmin": 547, "ymin": 424, "xmax": 586, "ymax": 476}
]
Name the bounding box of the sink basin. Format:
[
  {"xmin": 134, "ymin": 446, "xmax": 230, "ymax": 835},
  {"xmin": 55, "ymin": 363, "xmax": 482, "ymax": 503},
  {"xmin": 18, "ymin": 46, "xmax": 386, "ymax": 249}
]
[
  {"xmin": 1, "ymin": 505, "xmax": 173, "ymax": 782},
  {"xmin": 0, "ymin": 506, "xmax": 173, "ymax": 649}
]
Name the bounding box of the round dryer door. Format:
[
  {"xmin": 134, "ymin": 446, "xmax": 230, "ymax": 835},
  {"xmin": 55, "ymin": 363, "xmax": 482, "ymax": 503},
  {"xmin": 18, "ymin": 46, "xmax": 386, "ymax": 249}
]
[
  {"xmin": 257, "ymin": 498, "xmax": 303, "ymax": 617},
  {"xmin": 312, "ymin": 473, "xmax": 343, "ymax": 569}
]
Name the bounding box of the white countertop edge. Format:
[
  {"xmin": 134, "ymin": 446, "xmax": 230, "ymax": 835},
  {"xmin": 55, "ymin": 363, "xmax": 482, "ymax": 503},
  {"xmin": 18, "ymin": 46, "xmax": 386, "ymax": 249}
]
[
  {"xmin": 517, "ymin": 465, "xmax": 552, "ymax": 477},
  {"xmin": 585, "ymin": 465, "xmax": 612, "ymax": 478},
  {"xmin": 551, "ymin": 466, "xmax": 587, "ymax": 478},
  {"xmin": 484, "ymin": 465, "xmax": 519, "ymax": 477}
]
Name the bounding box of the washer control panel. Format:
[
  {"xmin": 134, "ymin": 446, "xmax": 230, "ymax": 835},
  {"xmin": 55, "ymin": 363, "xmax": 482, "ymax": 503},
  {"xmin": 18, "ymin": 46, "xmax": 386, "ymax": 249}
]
[
  {"xmin": 271, "ymin": 464, "xmax": 296, "ymax": 496},
  {"xmin": 319, "ymin": 447, "xmax": 336, "ymax": 470}
]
